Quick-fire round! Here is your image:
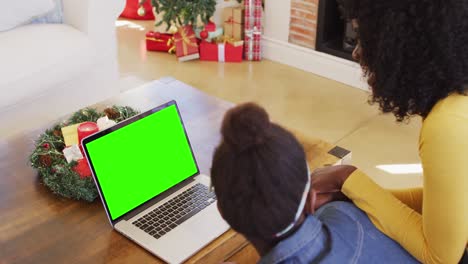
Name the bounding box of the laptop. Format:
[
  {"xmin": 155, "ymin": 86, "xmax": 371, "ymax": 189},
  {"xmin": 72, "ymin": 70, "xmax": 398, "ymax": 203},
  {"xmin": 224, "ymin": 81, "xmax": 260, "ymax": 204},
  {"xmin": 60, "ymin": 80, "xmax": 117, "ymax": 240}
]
[{"xmin": 82, "ymin": 100, "xmax": 229, "ymax": 263}]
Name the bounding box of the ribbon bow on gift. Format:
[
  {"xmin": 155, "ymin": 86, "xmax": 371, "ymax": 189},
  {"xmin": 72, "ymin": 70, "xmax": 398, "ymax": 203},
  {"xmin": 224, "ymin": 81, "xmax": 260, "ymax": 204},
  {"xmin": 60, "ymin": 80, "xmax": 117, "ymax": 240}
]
[
  {"xmin": 146, "ymin": 33, "xmax": 176, "ymax": 54},
  {"xmin": 167, "ymin": 37, "xmax": 176, "ymax": 54},
  {"xmin": 244, "ymin": 27, "xmax": 261, "ymax": 38},
  {"xmin": 225, "ymin": 16, "xmax": 242, "ymax": 26},
  {"xmin": 174, "ymin": 27, "xmax": 198, "ymax": 56},
  {"xmin": 214, "ymin": 35, "xmax": 244, "ymax": 47},
  {"xmin": 145, "ymin": 37, "xmax": 164, "ymax": 42},
  {"xmin": 245, "ymin": 26, "xmax": 262, "ymax": 60}
]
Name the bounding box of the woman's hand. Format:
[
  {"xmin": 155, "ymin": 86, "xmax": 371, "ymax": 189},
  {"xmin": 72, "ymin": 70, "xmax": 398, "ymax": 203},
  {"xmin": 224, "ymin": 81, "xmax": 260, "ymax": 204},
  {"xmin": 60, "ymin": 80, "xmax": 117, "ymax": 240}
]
[{"xmin": 307, "ymin": 165, "xmax": 357, "ymax": 213}]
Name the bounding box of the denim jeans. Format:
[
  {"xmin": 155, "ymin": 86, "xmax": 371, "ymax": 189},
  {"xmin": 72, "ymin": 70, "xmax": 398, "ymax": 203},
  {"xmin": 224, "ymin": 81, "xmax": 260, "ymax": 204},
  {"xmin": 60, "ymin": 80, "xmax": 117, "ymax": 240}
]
[{"xmin": 259, "ymin": 201, "xmax": 419, "ymax": 264}]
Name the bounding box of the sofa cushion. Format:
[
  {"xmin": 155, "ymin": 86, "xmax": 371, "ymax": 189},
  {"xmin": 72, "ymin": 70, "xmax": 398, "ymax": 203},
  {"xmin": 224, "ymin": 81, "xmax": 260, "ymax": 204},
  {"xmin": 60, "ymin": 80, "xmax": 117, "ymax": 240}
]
[
  {"xmin": 31, "ymin": 0, "xmax": 64, "ymax": 24},
  {"xmin": 0, "ymin": 24, "xmax": 95, "ymax": 110}
]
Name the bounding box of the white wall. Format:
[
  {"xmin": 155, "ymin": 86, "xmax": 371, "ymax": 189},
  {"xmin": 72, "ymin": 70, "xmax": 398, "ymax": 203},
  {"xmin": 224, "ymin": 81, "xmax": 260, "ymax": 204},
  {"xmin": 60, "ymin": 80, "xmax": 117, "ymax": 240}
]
[{"xmin": 263, "ymin": 0, "xmax": 291, "ymax": 42}]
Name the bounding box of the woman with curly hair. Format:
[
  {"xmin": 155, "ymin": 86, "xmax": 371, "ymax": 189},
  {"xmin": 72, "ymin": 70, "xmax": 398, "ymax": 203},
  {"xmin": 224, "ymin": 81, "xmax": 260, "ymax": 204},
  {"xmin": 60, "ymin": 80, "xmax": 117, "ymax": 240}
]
[{"xmin": 312, "ymin": 0, "xmax": 468, "ymax": 263}]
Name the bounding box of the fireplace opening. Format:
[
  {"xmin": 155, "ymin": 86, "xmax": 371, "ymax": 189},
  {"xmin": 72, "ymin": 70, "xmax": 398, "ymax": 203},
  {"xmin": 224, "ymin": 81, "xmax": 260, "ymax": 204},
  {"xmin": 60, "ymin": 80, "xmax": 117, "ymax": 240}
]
[{"xmin": 316, "ymin": 0, "xmax": 356, "ymax": 61}]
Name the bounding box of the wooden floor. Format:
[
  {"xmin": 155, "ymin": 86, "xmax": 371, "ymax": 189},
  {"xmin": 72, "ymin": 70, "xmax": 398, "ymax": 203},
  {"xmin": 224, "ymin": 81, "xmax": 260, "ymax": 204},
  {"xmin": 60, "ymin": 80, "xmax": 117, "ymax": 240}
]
[{"xmin": 116, "ymin": 19, "xmax": 424, "ymax": 189}]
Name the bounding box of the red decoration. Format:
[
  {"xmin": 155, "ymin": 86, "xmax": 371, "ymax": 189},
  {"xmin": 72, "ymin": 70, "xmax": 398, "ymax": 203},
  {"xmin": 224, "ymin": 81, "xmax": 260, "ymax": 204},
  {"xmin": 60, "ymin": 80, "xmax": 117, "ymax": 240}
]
[
  {"xmin": 73, "ymin": 159, "xmax": 92, "ymax": 179},
  {"xmin": 174, "ymin": 26, "xmax": 200, "ymax": 62},
  {"xmin": 199, "ymin": 42, "xmax": 243, "ymax": 62},
  {"xmin": 43, "ymin": 143, "xmax": 50, "ymax": 149},
  {"xmin": 120, "ymin": 0, "xmax": 155, "ymax": 20},
  {"xmin": 204, "ymin": 22, "xmax": 216, "ymax": 32},
  {"xmin": 244, "ymin": 0, "xmax": 262, "ymax": 61},
  {"xmin": 146, "ymin": 31, "xmax": 175, "ymax": 52},
  {"xmin": 77, "ymin": 122, "xmax": 99, "ymax": 155},
  {"xmin": 200, "ymin": 30, "xmax": 209, "ymax": 40}
]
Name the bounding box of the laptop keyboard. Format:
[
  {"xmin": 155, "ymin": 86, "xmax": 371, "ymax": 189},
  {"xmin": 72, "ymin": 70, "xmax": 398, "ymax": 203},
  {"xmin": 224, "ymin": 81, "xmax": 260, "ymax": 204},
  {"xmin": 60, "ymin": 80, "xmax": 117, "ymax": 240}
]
[{"xmin": 132, "ymin": 183, "xmax": 217, "ymax": 239}]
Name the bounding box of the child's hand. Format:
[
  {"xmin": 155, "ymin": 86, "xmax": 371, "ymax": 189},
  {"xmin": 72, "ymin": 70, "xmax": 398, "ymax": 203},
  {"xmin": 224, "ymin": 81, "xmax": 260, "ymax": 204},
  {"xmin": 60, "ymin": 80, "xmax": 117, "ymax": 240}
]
[{"xmin": 307, "ymin": 165, "xmax": 357, "ymax": 213}]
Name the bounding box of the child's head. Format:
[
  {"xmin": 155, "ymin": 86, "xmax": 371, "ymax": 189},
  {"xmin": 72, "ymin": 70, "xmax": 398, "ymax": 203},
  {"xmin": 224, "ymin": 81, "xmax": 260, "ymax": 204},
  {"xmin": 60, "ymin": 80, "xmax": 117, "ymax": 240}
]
[{"xmin": 211, "ymin": 103, "xmax": 309, "ymax": 242}]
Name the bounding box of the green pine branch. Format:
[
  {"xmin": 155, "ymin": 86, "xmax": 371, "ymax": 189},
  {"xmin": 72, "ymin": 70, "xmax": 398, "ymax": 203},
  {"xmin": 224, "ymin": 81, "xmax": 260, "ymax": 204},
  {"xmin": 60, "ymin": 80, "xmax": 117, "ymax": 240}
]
[{"xmin": 151, "ymin": 0, "xmax": 216, "ymax": 30}]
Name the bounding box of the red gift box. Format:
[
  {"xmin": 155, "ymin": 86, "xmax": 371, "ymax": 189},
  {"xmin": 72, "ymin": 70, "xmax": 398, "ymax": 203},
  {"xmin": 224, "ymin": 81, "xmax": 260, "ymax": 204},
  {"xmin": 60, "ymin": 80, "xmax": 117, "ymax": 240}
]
[
  {"xmin": 244, "ymin": 0, "xmax": 262, "ymax": 61},
  {"xmin": 146, "ymin": 31, "xmax": 175, "ymax": 52},
  {"xmin": 199, "ymin": 41, "xmax": 243, "ymax": 62},
  {"xmin": 174, "ymin": 26, "xmax": 200, "ymax": 62},
  {"xmin": 245, "ymin": 31, "xmax": 261, "ymax": 61}
]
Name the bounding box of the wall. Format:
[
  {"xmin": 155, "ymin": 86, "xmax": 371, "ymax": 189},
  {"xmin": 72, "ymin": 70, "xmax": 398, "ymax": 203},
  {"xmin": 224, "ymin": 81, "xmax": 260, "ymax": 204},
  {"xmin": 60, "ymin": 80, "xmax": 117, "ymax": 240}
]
[{"xmin": 263, "ymin": 0, "xmax": 291, "ymax": 42}]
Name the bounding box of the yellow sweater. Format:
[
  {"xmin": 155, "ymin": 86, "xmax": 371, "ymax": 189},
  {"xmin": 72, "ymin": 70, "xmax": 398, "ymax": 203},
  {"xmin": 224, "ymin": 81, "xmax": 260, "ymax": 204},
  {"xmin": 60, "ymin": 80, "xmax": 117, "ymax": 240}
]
[{"xmin": 342, "ymin": 93, "xmax": 468, "ymax": 264}]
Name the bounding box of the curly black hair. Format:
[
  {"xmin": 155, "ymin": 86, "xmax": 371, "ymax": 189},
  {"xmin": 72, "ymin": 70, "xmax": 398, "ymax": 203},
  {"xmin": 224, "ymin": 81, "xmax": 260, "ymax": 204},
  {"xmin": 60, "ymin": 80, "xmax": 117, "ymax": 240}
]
[{"xmin": 348, "ymin": 0, "xmax": 468, "ymax": 121}]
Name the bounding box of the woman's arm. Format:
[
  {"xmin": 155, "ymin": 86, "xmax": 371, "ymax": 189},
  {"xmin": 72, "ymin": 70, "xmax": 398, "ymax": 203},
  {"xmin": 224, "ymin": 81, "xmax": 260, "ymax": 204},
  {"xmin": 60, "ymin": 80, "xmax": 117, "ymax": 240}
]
[
  {"xmin": 342, "ymin": 114, "xmax": 468, "ymax": 264},
  {"xmin": 389, "ymin": 188, "xmax": 423, "ymax": 214}
]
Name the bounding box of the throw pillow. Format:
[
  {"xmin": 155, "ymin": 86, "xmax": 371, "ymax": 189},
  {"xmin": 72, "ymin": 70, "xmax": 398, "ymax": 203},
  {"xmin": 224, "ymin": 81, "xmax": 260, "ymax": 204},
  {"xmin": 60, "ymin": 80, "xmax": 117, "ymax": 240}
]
[
  {"xmin": 0, "ymin": 0, "xmax": 60, "ymax": 32},
  {"xmin": 31, "ymin": 0, "xmax": 64, "ymax": 24}
]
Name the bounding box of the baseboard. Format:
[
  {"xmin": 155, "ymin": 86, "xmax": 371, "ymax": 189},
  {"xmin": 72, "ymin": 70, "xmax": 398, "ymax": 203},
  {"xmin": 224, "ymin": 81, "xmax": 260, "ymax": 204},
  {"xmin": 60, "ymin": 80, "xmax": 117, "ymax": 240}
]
[{"xmin": 262, "ymin": 37, "xmax": 369, "ymax": 91}]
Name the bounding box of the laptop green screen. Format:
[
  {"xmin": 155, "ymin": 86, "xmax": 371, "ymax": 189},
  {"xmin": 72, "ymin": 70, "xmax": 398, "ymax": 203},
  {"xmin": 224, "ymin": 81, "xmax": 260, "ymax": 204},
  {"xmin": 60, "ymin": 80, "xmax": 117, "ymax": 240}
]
[{"xmin": 85, "ymin": 104, "xmax": 198, "ymax": 220}]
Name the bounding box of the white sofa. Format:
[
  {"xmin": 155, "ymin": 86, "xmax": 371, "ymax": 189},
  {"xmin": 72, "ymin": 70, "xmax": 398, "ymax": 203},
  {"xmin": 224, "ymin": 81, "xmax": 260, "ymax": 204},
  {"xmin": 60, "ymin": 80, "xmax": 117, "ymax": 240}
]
[{"xmin": 0, "ymin": 0, "xmax": 125, "ymax": 136}]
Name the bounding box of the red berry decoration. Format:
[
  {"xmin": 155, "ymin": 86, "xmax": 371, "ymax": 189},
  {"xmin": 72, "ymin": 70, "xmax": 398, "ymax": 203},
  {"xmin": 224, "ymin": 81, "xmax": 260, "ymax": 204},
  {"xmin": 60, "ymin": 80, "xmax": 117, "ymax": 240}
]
[
  {"xmin": 200, "ymin": 30, "xmax": 209, "ymax": 40},
  {"xmin": 154, "ymin": 32, "xmax": 161, "ymax": 39},
  {"xmin": 43, "ymin": 143, "xmax": 50, "ymax": 149}
]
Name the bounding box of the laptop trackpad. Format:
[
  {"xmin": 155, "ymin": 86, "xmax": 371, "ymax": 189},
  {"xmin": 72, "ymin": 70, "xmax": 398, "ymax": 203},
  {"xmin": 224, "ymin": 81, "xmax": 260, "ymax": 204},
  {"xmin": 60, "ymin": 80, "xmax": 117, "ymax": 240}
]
[{"xmin": 117, "ymin": 202, "xmax": 229, "ymax": 263}]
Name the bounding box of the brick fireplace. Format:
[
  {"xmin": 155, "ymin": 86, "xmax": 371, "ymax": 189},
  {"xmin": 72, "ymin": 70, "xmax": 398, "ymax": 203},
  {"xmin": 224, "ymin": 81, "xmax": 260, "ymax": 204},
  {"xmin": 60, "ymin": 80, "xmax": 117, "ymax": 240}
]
[
  {"xmin": 288, "ymin": 0, "xmax": 319, "ymax": 49},
  {"xmin": 288, "ymin": 0, "xmax": 355, "ymax": 61}
]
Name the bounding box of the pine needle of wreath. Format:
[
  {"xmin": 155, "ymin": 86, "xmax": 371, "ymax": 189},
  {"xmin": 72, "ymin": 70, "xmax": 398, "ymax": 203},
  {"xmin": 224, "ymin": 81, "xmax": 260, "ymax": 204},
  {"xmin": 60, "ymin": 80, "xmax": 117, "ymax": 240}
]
[{"xmin": 69, "ymin": 108, "xmax": 104, "ymax": 124}]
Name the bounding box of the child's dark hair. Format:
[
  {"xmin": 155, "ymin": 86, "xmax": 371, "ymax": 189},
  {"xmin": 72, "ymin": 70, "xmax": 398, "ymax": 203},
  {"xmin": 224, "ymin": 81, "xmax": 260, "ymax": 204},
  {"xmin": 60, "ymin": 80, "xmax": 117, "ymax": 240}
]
[{"xmin": 210, "ymin": 103, "xmax": 308, "ymax": 241}]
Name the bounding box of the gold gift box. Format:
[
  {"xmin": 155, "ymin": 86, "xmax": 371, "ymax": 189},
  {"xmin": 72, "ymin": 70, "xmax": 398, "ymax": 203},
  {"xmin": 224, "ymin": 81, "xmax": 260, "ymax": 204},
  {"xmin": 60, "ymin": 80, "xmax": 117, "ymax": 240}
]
[{"xmin": 222, "ymin": 7, "xmax": 245, "ymax": 41}]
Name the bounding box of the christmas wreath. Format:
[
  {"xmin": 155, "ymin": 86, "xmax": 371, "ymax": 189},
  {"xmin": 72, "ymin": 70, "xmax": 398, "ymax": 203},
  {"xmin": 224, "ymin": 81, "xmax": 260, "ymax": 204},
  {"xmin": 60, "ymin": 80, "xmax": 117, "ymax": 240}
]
[{"xmin": 30, "ymin": 106, "xmax": 140, "ymax": 202}]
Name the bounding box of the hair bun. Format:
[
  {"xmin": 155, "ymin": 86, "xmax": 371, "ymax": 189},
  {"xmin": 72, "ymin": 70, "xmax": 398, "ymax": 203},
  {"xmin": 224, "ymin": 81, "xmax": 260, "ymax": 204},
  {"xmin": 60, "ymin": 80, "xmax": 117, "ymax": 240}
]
[{"xmin": 221, "ymin": 103, "xmax": 271, "ymax": 151}]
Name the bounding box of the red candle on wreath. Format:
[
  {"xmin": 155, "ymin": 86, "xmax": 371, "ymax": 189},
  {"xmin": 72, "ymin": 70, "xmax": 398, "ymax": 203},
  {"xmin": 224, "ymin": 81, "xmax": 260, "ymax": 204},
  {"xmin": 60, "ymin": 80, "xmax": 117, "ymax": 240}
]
[{"xmin": 78, "ymin": 122, "xmax": 99, "ymax": 154}]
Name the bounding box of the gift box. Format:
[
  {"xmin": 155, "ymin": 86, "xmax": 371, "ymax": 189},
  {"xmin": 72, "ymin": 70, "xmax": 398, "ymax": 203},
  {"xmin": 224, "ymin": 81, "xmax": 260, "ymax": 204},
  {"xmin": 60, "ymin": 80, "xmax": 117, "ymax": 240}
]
[
  {"xmin": 195, "ymin": 27, "xmax": 224, "ymax": 42},
  {"xmin": 146, "ymin": 31, "xmax": 175, "ymax": 52},
  {"xmin": 244, "ymin": 30, "xmax": 261, "ymax": 61},
  {"xmin": 244, "ymin": 0, "xmax": 262, "ymax": 61},
  {"xmin": 223, "ymin": 7, "xmax": 244, "ymax": 40},
  {"xmin": 199, "ymin": 41, "xmax": 244, "ymax": 62},
  {"xmin": 174, "ymin": 26, "xmax": 200, "ymax": 62}
]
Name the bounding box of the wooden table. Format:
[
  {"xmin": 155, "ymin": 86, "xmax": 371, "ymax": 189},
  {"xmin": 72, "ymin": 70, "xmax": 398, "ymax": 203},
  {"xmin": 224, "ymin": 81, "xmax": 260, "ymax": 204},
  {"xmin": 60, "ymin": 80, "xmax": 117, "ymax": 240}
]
[{"xmin": 0, "ymin": 78, "xmax": 350, "ymax": 264}]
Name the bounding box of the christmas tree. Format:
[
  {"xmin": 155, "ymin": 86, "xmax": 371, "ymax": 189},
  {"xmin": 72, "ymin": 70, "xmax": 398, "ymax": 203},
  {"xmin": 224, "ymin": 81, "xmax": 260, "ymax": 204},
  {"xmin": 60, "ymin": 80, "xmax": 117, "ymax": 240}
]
[{"xmin": 150, "ymin": 0, "xmax": 217, "ymax": 30}]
